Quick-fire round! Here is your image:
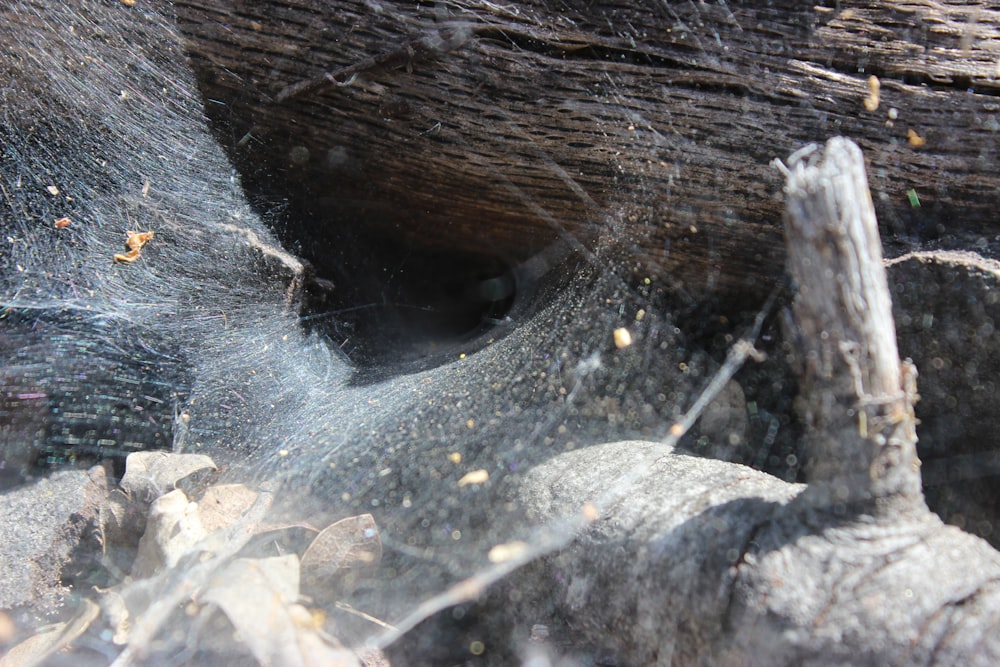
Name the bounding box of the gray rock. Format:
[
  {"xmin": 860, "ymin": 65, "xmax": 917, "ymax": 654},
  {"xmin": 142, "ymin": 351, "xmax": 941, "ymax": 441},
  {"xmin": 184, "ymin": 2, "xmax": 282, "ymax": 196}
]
[{"xmin": 0, "ymin": 467, "xmax": 107, "ymax": 620}]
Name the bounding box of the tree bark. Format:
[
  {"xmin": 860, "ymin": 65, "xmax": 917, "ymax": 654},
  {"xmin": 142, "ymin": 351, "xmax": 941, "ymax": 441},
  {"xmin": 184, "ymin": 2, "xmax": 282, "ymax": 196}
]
[{"xmin": 176, "ymin": 0, "xmax": 1000, "ymax": 306}]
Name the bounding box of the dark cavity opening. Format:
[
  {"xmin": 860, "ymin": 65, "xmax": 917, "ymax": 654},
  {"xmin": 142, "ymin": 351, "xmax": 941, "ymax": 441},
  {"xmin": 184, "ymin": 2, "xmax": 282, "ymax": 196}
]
[
  {"xmin": 292, "ymin": 210, "xmax": 520, "ymax": 368},
  {"xmin": 178, "ymin": 19, "xmax": 571, "ymax": 373},
  {"xmin": 246, "ymin": 191, "xmax": 522, "ymax": 371}
]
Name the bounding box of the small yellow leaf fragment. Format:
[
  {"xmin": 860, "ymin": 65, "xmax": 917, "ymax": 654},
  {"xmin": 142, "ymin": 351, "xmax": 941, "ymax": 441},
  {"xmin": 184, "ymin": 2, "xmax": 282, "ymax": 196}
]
[
  {"xmin": 457, "ymin": 469, "xmax": 489, "ymax": 487},
  {"xmin": 125, "ymin": 230, "xmax": 154, "ymax": 250},
  {"xmin": 121, "ymin": 0, "xmax": 136, "ymax": 6},
  {"xmin": 115, "ymin": 230, "xmax": 154, "ymax": 263},
  {"xmin": 447, "ymin": 452, "xmax": 462, "ymax": 464},
  {"xmin": 907, "ymin": 128, "xmax": 926, "ymax": 148},
  {"xmin": 863, "ymin": 75, "xmax": 880, "ymax": 111},
  {"xmin": 113, "ymin": 249, "xmax": 141, "ymax": 263},
  {"xmin": 488, "ymin": 540, "xmax": 528, "ymax": 563},
  {"xmin": 613, "ymin": 327, "xmax": 632, "ymax": 349}
]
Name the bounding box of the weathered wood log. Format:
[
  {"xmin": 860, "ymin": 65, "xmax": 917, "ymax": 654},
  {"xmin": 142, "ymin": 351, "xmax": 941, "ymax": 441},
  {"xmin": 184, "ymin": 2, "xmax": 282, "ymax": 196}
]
[
  {"xmin": 391, "ymin": 137, "xmax": 995, "ymax": 666},
  {"xmin": 170, "ymin": 1, "xmax": 1000, "ymax": 533},
  {"xmin": 175, "ymin": 0, "xmax": 1000, "ymax": 308},
  {"xmin": 4, "ymin": 0, "xmax": 1000, "ymax": 660}
]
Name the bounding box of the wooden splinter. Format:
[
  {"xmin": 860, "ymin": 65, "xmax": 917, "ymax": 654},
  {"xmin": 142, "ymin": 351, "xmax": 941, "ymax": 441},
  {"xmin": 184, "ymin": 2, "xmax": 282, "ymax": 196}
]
[{"xmin": 778, "ymin": 137, "xmax": 924, "ymax": 514}]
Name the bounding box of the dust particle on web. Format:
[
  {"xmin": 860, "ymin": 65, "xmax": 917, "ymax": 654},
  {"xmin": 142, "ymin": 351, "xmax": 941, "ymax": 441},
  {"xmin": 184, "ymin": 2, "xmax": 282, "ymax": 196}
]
[
  {"xmin": 863, "ymin": 75, "xmax": 880, "ymax": 111},
  {"xmin": 487, "ymin": 540, "xmax": 528, "ymax": 563},
  {"xmin": 613, "ymin": 327, "xmax": 632, "ymax": 349},
  {"xmin": 54, "ymin": 217, "xmax": 71, "ymax": 229},
  {"xmin": 457, "ymin": 469, "xmax": 489, "ymax": 487},
  {"xmin": 46, "ymin": 185, "xmax": 59, "ymax": 196}
]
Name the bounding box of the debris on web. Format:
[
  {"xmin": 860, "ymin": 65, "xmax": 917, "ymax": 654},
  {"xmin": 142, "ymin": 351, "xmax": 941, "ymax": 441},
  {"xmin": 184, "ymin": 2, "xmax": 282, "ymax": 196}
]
[{"xmin": 2, "ymin": 452, "xmax": 389, "ymax": 666}]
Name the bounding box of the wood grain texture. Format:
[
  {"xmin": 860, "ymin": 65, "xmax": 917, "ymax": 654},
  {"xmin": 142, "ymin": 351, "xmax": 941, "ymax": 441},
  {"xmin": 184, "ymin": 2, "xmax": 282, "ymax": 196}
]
[
  {"xmin": 782, "ymin": 137, "xmax": 923, "ymax": 511},
  {"xmin": 175, "ymin": 0, "xmax": 1000, "ymax": 306}
]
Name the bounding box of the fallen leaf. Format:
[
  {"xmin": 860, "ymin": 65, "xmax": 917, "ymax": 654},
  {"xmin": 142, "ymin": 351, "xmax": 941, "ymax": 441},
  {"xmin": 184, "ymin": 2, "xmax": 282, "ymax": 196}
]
[
  {"xmin": 108, "ymin": 491, "xmax": 274, "ymax": 658},
  {"xmin": 301, "ymin": 514, "xmax": 381, "ymax": 601},
  {"xmin": 120, "ymin": 451, "xmax": 217, "ymax": 502},
  {"xmin": 200, "ymin": 556, "xmax": 359, "ymax": 667},
  {"xmin": 0, "ymin": 599, "xmax": 99, "ymax": 667},
  {"xmin": 287, "ymin": 604, "xmax": 361, "ymax": 667},
  {"xmin": 131, "ymin": 489, "xmax": 206, "ymax": 578}
]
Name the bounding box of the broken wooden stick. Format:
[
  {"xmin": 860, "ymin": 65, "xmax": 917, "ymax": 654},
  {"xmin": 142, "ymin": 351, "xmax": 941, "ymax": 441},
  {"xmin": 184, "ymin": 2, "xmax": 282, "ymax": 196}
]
[{"xmin": 778, "ymin": 137, "xmax": 924, "ymax": 515}]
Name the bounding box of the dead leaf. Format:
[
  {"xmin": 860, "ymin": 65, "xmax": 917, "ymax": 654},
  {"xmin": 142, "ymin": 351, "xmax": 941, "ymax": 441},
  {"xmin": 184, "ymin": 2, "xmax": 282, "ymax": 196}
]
[
  {"xmin": 125, "ymin": 230, "xmax": 154, "ymax": 251},
  {"xmin": 120, "ymin": 451, "xmax": 217, "ymax": 502},
  {"xmin": 131, "ymin": 489, "xmax": 207, "ymax": 578},
  {"xmin": 107, "ymin": 491, "xmax": 274, "ymax": 659},
  {"xmin": 0, "ymin": 599, "xmax": 99, "ymax": 667},
  {"xmin": 301, "ymin": 514, "xmax": 381, "ymax": 601},
  {"xmin": 198, "ymin": 484, "xmax": 260, "ymax": 534},
  {"xmin": 113, "ymin": 248, "xmax": 141, "ymax": 263},
  {"xmin": 200, "ymin": 556, "xmax": 359, "ymax": 667},
  {"xmin": 287, "ymin": 605, "xmax": 361, "ymax": 667},
  {"xmin": 113, "ymin": 230, "xmax": 154, "ymax": 262}
]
